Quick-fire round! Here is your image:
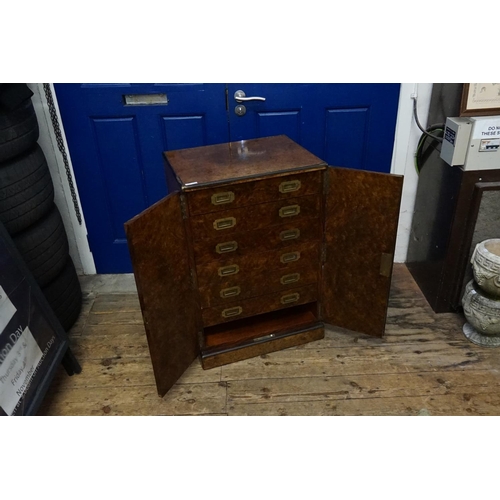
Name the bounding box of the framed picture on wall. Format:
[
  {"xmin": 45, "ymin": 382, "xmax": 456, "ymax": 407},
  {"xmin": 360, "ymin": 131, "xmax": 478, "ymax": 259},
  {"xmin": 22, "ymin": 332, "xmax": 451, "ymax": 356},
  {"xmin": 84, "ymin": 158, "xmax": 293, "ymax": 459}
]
[{"xmin": 460, "ymin": 83, "xmax": 500, "ymax": 117}]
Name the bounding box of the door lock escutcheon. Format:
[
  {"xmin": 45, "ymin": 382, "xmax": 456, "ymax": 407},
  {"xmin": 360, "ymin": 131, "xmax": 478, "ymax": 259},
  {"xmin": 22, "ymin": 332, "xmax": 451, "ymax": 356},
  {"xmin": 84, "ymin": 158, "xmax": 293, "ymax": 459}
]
[{"xmin": 235, "ymin": 105, "xmax": 246, "ymax": 117}]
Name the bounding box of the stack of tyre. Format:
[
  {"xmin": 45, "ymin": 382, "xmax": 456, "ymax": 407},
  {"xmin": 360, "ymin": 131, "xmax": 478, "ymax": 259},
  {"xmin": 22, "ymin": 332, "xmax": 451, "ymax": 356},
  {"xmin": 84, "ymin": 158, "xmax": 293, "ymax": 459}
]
[{"xmin": 0, "ymin": 84, "xmax": 82, "ymax": 331}]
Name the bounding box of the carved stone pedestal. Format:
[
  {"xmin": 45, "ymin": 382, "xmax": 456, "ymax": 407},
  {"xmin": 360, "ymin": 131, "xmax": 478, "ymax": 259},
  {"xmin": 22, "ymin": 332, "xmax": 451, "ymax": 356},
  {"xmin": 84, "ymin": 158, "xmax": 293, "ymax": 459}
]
[{"xmin": 462, "ymin": 239, "xmax": 500, "ymax": 347}]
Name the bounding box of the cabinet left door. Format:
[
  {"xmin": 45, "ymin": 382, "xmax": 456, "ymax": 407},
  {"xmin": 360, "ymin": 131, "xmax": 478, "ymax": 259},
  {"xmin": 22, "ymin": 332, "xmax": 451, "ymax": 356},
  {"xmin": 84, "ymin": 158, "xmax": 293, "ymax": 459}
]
[{"xmin": 125, "ymin": 193, "xmax": 199, "ymax": 396}]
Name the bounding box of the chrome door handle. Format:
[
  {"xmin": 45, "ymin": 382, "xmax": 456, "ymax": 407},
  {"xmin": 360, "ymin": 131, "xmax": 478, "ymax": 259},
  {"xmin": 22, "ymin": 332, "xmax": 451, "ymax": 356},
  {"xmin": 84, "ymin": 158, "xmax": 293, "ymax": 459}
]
[{"xmin": 234, "ymin": 90, "xmax": 266, "ymax": 102}]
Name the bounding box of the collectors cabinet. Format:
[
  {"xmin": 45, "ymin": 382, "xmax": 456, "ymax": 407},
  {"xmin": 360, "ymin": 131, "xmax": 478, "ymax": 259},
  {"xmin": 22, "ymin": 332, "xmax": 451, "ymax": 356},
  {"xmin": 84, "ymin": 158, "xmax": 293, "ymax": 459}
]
[{"xmin": 125, "ymin": 136, "xmax": 403, "ymax": 396}]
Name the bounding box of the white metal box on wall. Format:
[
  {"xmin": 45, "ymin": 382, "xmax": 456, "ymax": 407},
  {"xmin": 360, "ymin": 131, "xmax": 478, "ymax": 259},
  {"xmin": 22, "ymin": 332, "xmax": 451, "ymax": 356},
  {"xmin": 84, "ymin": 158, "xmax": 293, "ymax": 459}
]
[{"xmin": 441, "ymin": 116, "xmax": 500, "ymax": 170}]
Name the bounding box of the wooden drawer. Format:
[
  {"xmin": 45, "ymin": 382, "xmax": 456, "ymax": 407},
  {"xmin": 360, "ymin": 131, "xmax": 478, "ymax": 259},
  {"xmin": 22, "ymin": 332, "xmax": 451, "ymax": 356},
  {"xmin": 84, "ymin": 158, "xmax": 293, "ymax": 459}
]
[
  {"xmin": 187, "ymin": 170, "xmax": 323, "ymax": 215},
  {"xmin": 192, "ymin": 218, "xmax": 322, "ymax": 265},
  {"xmin": 195, "ymin": 240, "xmax": 320, "ymax": 289},
  {"xmin": 201, "ymin": 284, "xmax": 318, "ymax": 327},
  {"xmin": 198, "ymin": 261, "xmax": 318, "ymax": 308},
  {"xmin": 190, "ymin": 195, "xmax": 321, "ymax": 241},
  {"xmin": 201, "ymin": 324, "xmax": 324, "ymax": 370}
]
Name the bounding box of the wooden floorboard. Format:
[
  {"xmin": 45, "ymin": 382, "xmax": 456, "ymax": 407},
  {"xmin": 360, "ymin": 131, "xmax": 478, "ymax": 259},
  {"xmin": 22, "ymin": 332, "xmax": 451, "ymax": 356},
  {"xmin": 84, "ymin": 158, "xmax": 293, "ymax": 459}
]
[{"xmin": 39, "ymin": 264, "xmax": 500, "ymax": 416}]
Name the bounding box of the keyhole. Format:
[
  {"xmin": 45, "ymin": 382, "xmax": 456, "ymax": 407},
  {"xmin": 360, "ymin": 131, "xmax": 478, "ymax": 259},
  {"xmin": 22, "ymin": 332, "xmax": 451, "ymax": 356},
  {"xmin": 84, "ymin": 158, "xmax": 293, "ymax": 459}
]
[{"xmin": 235, "ymin": 105, "xmax": 246, "ymax": 116}]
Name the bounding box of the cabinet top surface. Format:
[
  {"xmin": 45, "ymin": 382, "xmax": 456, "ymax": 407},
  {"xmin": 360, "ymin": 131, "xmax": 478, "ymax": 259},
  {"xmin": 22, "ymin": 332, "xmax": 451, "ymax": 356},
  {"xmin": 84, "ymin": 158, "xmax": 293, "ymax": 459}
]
[{"xmin": 164, "ymin": 135, "xmax": 327, "ymax": 189}]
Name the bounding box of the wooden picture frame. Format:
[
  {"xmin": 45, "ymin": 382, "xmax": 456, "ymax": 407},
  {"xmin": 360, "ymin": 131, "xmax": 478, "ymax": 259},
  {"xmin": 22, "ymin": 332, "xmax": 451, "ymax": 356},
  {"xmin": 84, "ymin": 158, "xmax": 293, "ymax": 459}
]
[{"xmin": 460, "ymin": 83, "xmax": 500, "ymax": 117}]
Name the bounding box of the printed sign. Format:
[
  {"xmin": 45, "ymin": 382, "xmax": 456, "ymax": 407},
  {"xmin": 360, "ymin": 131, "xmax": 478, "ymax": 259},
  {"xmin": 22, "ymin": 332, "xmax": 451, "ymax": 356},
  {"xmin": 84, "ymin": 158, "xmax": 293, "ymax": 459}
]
[
  {"xmin": 473, "ymin": 119, "xmax": 500, "ymax": 140},
  {"xmin": 0, "ymin": 222, "xmax": 70, "ymax": 416},
  {"xmin": 445, "ymin": 126, "xmax": 456, "ymax": 145},
  {"xmin": 0, "ymin": 286, "xmax": 16, "ymax": 333},
  {"xmin": 0, "ymin": 326, "xmax": 43, "ymax": 415}
]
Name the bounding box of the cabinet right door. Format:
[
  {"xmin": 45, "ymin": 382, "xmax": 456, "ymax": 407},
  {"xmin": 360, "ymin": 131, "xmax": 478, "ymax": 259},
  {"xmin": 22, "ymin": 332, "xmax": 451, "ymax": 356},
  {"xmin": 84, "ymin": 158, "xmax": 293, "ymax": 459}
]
[{"xmin": 321, "ymin": 167, "xmax": 403, "ymax": 337}]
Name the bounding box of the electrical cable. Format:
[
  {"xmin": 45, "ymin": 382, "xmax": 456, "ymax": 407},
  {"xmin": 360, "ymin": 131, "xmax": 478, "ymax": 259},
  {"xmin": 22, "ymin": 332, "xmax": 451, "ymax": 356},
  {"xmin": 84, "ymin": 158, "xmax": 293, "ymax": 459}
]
[
  {"xmin": 412, "ymin": 98, "xmax": 444, "ymax": 143},
  {"xmin": 414, "ymin": 125, "xmax": 444, "ymax": 174}
]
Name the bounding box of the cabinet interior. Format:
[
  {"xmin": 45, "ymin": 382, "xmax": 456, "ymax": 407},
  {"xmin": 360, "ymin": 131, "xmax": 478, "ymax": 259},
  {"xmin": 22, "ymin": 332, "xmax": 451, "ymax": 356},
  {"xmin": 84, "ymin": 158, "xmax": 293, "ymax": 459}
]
[{"xmin": 202, "ymin": 302, "xmax": 319, "ymax": 353}]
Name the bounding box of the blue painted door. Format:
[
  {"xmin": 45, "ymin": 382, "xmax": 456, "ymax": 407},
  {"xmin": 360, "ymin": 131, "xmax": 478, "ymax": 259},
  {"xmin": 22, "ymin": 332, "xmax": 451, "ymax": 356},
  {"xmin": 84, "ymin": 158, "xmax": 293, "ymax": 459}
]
[
  {"xmin": 227, "ymin": 84, "xmax": 400, "ymax": 172},
  {"xmin": 54, "ymin": 84, "xmax": 228, "ymax": 273},
  {"xmin": 55, "ymin": 83, "xmax": 400, "ymax": 273}
]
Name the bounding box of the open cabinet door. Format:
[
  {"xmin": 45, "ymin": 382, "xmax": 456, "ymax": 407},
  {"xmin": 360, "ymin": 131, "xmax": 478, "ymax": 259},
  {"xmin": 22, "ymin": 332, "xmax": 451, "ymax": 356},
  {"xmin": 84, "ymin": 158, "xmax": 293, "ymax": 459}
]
[
  {"xmin": 322, "ymin": 167, "xmax": 403, "ymax": 337},
  {"xmin": 125, "ymin": 194, "xmax": 198, "ymax": 396}
]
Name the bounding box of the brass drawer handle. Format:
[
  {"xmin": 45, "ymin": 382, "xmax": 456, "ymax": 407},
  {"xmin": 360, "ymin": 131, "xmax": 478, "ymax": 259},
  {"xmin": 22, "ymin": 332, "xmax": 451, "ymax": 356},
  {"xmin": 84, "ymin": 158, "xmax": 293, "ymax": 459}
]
[
  {"xmin": 216, "ymin": 241, "xmax": 238, "ymax": 254},
  {"xmin": 222, "ymin": 306, "xmax": 243, "ymax": 318},
  {"xmin": 280, "ymin": 251, "xmax": 300, "ymax": 263},
  {"xmin": 280, "ymin": 228, "xmax": 300, "ymax": 241},
  {"xmin": 279, "ymin": 180, "xmax": 301, "ymax": 193},
  {"xmin": 220, "ymin": 286, "xmax": 241, "ymax": 298},
  {"xmin": 213, "ymin": 217, "xmax": 236, "ymax": 230},
  {"xmin": 280, "ymin": 273, "xmax": 300, "ymax": 285},
  {"xmin": 279, "ymin": 205, "xmax": 301, "ymax": 218},
  {"xmin": 280, "ymin": 292, "xmax": 300, "ymax": 304},
  {"xmin": 211, "ymin": 191, "xmax": 235, "ymax": 206},
  {"xmin": 218, "ymin": 264, "xmax": 239, "ymax": 277}
]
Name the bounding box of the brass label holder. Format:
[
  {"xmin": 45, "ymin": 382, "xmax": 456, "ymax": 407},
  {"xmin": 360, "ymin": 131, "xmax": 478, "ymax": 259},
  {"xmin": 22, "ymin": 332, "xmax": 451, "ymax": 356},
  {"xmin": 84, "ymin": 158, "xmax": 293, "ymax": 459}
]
[
  {"xmin": 280, "ymin": 273, "xmax": 300, "ymax": 285},
  {"xmin": 216, "ymin": 241, "xmax": 238, "ymax": 254},
  {"xmin": 211, "ymin": 191, "xmax": 235, "ymax": 206},
  {"xmin": 279, "ymin": 205, "xmax": 301, "ymax": 218},
  {"xmin": 213, "ymin": 217, "xmax": 236, "ymax": 230},
  {"xmin": 280, "ymin": 293, "xmax": 300, "ymax": 304},
  {"xmin": 218, "ymin": 264, "xmax": 240, "ymax": 277},
  {"xmin": 280, "ymin": 251, "xmax": 300, "ymax": 263},
  {"xmin": 220, "ymin": 286, "xmax": 241, "ymax": 298},
  {"xmin": 279, "ymin": 180, "xmax": 301, "ymax": 193},
  {"xmin": 279, "ymin": 228, "xmax": 300, "ymax": 241},
  {"xmin": 222, "ymin": 306, "xmax": 243, "ymax": 318}
]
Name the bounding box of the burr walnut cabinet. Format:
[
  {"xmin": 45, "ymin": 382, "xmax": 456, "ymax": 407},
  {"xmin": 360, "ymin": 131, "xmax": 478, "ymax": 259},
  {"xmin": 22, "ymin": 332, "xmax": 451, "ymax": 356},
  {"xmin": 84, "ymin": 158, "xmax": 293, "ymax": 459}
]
[{"xmin": 125, "ymin": 136, "xmax": 403, "ymax": 397}]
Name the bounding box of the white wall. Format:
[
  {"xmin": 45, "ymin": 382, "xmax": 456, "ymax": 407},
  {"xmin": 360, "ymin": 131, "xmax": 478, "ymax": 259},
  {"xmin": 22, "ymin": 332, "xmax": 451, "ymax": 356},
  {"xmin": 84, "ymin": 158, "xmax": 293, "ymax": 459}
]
[
  {"xmin": 28, "ymin": 84, "xmax": 96, "ymax": 275},
  {"xmin": 29, "ymin": 83, "xmax": 432, "ymax": 274},
  {"xmin": 391, "ymin": 83, "xmax": 433, "ymax": 262}
]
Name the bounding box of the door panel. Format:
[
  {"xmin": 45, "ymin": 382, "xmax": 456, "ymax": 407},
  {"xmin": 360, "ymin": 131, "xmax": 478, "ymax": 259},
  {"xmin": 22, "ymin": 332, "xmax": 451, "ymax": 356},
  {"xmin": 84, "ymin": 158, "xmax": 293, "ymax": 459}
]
[
  {"xmin": 124, "ymin": 193, "xmax": 198, "ymax": 397},
  {"xmin": 256, "ymin": 110, "xmax": 302, "ymax": 143},
  {"xmin": 324, "ymin": 107, "xmax": 369, "ymax": 170},
  {"xmin": 321, "ymin": 167, "xmax": 403, "ymax": 337},
  {"xmin": 227, "ymin": 84, "xmax": 400, "ymax": 173},
  {"xmin": 54, "ymin": 83, "xmax": 228, "ymax": 272}
]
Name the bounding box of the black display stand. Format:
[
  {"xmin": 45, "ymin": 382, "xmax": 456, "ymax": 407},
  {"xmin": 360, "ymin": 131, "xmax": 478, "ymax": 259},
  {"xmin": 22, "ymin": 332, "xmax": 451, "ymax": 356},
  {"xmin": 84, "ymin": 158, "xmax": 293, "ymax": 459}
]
[{"xmin": 0, "ymin": 222, "xmax": 80, "ymax": 416}]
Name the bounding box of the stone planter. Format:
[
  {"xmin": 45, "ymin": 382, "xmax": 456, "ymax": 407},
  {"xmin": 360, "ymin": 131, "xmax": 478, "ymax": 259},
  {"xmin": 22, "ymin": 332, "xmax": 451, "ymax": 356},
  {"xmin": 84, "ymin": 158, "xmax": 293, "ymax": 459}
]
[
  {"xmin": 471, "ymin": 239, "xmax": 500, "ymax": 298},
  {"xmin": 462, "ymin": 280, "xmax": 500, "ymax": 346}
]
